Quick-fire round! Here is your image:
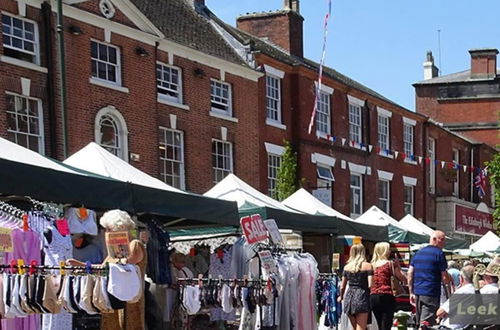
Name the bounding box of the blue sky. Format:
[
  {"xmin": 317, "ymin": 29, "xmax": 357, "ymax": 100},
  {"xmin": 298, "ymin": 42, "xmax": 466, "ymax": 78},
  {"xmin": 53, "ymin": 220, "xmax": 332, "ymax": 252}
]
[{"xmin": 206, "ymin": 0, "xmax": 499, "ymax": 111}]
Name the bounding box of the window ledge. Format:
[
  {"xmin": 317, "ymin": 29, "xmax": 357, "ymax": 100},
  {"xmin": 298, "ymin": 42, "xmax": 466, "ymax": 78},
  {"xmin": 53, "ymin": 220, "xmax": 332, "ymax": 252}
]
[
  {"xmin": 378, "ymin": 152, "xmax": 394, "ymax": 159},
  {"xmin": 157, "ymin": 97, "xmax": 190, "ymax": 111},
  {"xmin": 209, "ymin": 111, "xmax": 239, "ymax": 123},
  {"xmin": 266, "ymin": 119, "xmax": 287, "ymax": 130},
  {"xmin": 316, "ymin": 131, "xmax": 331, "ymax": 140},
  {"xmin": 0, "ymin": 56, "xmax": 48, "ymax": 73},
  {"xmin": 89, "ymin": 78, "xmax": 129, "ymax": 93},
  {"xmin": 404, "ymin": 159, "xmax": 418, "ymax": 165}
]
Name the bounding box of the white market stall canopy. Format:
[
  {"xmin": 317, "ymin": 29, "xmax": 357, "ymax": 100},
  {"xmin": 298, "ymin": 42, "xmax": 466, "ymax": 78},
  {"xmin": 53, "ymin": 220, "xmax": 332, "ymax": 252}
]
[
  {"xmin": 282, "ymin": 188, "xmax": 352, "ymax": 221},
  {"xmin": 204, "ymin": 173, "xmax": 299, "ymax": 212},
  {"xmin": 399, "ymin": 214, "xmax": 435, "ymax": 236},
  {"xmin": 64, "ymin": 142, "xmax": 184, "ymax": 193},
  {"xmin": 356, "ymin": 206, "xmax": 405, "ymax": 229},
  {"xmin": 470, "ymin": 231, "xmax": 500, "ymax": 253},
  {"xmin": 0, "ymin": 137, "xmax": 83, "ymax": 175}
]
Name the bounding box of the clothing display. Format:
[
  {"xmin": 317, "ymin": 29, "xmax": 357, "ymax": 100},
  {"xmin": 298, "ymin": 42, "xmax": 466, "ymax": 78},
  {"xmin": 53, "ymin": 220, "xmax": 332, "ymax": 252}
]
[
  {"xmin": 208, "ymin": 245, "xmax": 236, "ymax": 322},
  {"xmin": 42, "ymin": 225, "xmax": 73, "ymax": 330},
  {"xmin": 317, "ymin": 274, "xmax": 341, "ymax": 329},
  {"xmin": 146, "ymin": 222, "xmax": 172, "ymax": 285},
  {"xmin": 65, "ymin": 207, "xmax": 98, "ymax": 235}
]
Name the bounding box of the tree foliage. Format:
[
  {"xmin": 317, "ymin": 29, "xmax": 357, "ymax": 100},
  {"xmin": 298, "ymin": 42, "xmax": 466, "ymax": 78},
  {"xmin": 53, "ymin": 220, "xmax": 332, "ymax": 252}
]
[
  {"xmin": 276, "ymin": 140, "xmax": 298, "ymax": 201},
  {"xmin": 486, "ymin": 151, "xmax": 500, "ymax": 234}
]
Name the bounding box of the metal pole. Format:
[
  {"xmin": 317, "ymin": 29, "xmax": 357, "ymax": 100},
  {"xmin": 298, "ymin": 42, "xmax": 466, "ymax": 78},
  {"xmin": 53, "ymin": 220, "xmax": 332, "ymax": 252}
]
[{"xmin": 56, "ymin": 0, "xmax": 68, "ymax": 159}]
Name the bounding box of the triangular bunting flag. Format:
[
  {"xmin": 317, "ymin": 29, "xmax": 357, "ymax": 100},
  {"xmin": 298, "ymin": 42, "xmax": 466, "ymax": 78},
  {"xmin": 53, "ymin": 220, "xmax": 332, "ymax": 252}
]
[
  {"xmin": 418, "ymin": 156, "xmax": 423, "ymax": 164},
  {"xmin": 375, "ymin": 146, "xmax": 381, "ymax": 153},
  {"xmin": 332, "ymin": 136, "xmax": 337, "ymax": 143},
  {"xmin": 441, "ymin": 161, "xmax": 445, "ymax": 168},
  {"xmin": 351, "ymin": 140, "xmax": 356, "ymax": 147},
  {"xmin": 368, "ymin": 145, "xmax": 373, "ymax": 152},
  {"xmin": 425, "ymin": 157, "xmax": 431, "ymax": 165},
  {"xmin": 463, "ymin": 165, "xmax": 467, "ymax": 173},
  {"xmin": 394, "ymin": 151, "xmax": 399, "ymax": 159},
  {"xmin": 447, "ymin": 162, "xmax": 454, "ymax": 169},
  {"xmin": 401, "ymin": 153, "xmax": 406, "ymax": 160},
  {"xmin": 435, "ymin": 159, "xmax": 440, "ymax": 165},
  {"xmin": 470, "ymin": 166, "xmax": 475, "ymax": 172},
  {"xmin": 341, "ymin": 138, "xmax": 346, "ymax": 146},
  {"xmin": 326, "ymin": 134, "xmax": 331, "ymax": 140}
]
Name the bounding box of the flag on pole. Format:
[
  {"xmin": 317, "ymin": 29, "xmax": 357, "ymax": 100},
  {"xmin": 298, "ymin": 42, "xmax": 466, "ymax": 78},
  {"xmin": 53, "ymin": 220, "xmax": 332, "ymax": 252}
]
[
  {"xmin": 308, "ymin": 0, "xmax": 332, "ymax": 134},
  {"xmin": 474, "ymin": 169, "xmax": 487, "ymax": 199}
]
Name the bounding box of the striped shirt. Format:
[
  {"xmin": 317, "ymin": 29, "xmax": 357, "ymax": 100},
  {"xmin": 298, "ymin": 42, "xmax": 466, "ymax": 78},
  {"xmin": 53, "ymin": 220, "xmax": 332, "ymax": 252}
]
[{"xmin": 410, "ymin": 245, "xmax": 447, "ymax": 296}]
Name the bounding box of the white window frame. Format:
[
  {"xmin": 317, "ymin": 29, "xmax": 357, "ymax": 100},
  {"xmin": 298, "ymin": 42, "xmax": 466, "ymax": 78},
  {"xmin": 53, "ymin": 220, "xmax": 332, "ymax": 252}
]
[
  {"xmin": 317, "ymin": 163, "xmax": 334, "ymax": 182},
  {"xmin": 90, "ymin": 40, "xmax": 122, "ymax": 86},
  {"xmin": 404, "ymin": 184, "xmax": 414, "ymax": 215},
  {"xmin": 5, "ymin": 92, "xmax": 44, "ymax": 154},
  {"xmin": 403, "ymin": 122, "xmax": 415, "ymax": 157},
  {"xmin": 378, "ymin": 114, "xmax": 390, "ymax": 151},
  {"xmin": 156, "ymin": 62, "xmax": 183, "ymax": 104},
  {"xmin": 159, "ymin": 127, "xmax": 185, "ymax": 190},
  {"xmin": 349, "ymin": 103, "xmax": 362, "ymax": 144},
  {"xmin": 266, "ymin": 74, "xmax": 282, "ymax": 123},
  {"xmin": 350, "ymin": 173, "xmax": 363, "ymax": 218},
  {"xmin": 428, "ymin": 137, "xmax": 436, "ymax": 194},
  {"xmin": 212, "ymin": 139, "xmax": 233, "ymax": 183},
  {"xmin": 453, "ymin": 149, "xmax": 459, "ymax": 197},
  {"xmin": 267, "ymin": 153, "xmax": 282, "ymax": 198},
  {"xmin": 1, "ymin": 13, "xmax": 40, "ymax": 65},
  {"xmin": 94, "ymin": 106, "xmax": 128, "ymax": 161},
  {"xmin": 210, "ymin": 79, "xmax": 232, "ymax": 116},
  {"xmin": 378, "ymin": 179, "xmax": 390, "ymax": 214}
]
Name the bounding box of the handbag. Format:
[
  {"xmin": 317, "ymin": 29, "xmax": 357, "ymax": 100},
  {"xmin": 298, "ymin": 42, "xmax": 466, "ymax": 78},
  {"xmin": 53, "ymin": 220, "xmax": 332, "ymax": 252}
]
[{"xmin": 390, "ymin": 261, "xmax": 406, "ymax": 296}]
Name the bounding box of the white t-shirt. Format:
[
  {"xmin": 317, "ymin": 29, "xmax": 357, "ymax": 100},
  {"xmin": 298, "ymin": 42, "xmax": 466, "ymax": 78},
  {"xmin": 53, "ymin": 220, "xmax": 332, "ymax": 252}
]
[
  {"xmin": 480, "ymin": 282, "xmax": 499, "ymax": 294},
  {"xmin": 440, "ymin": 283, "xmax": 475, "ymax": 329}
]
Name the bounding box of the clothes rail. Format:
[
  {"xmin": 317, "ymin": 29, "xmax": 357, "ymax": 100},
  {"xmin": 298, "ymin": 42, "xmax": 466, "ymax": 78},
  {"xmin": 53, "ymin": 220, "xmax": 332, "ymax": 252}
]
[
  {"xmin": 0, "ymin": 200, "xmax": 25, "ymax": 218},
  {"xmin": 177, "ymin": 277, "xmax": 266, "ymax": 284},
  {"xmin": 0, "ymin": 264, "xmax": 105, "ymax": 271}
]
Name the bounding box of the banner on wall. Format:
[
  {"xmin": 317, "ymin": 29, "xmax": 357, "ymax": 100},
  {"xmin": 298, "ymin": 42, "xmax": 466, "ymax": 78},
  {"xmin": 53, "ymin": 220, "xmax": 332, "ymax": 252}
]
[{"xmin": 455, "ymin": 204, "xmax": 493, "ymax": 236}]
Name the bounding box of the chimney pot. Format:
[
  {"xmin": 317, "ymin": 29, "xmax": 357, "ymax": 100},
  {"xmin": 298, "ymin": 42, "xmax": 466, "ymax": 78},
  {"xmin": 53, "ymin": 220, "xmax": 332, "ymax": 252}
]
[
  {"xmin": 423, "ymin": 50, "xmax": 439, "ymax": 80},
  {"xmin": 469, "ymin": 48, "xmax": 498, "ymax": 79}
]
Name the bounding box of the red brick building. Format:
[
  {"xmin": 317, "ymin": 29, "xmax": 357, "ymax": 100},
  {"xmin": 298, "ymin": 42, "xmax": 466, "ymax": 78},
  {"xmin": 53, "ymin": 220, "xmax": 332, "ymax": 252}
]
[
  {"xmin": 0, "ymin": 0, "xmax": 495, "ymax": 240},
  {"xmin": 414, "ymin": 49, "xmax": 500, "ymax": 148}
]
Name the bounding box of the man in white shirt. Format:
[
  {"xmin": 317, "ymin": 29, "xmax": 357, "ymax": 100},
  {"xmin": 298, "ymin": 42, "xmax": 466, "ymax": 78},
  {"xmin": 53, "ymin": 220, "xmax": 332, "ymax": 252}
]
[
  {"xmin": 479, "ymin": 260, "xmax": 499, "ymax": 294},
  {"xmin": 436, "ymin": 265, "xmax": 475, "ymax": 329}
]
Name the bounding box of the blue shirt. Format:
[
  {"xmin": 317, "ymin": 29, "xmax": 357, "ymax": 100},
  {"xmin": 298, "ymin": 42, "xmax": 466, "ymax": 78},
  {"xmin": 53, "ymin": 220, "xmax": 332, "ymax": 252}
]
[{"xmin": 410, "ymin": 245, "xmax": 447, "ymax": 297}]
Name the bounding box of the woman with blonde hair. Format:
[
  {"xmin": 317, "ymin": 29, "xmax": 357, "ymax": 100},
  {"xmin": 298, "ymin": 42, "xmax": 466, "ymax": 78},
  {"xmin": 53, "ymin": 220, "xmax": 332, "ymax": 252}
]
[
  {"xmin": 370, "ymin": 242, "xmax": 407, "ymax": 330},
  {"xmin": 338, "ymin": 243, "xmax": 373, "ymax": 330}
]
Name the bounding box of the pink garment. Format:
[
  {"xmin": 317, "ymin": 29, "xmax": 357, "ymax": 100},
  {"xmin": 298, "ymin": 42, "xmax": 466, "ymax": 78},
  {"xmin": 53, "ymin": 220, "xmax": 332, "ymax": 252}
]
[
  {"xmin": 297, "ymin": 255, "xmax": 318, "ymax": 330},
  {"xmin": 2, "ymin": 229, "xmax": 41, "ymax": 330}
]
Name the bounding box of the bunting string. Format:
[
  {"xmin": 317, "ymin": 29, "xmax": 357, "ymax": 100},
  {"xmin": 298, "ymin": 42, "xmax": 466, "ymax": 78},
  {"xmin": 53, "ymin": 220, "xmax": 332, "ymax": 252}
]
[
  {"xmin": 321, "ymin": 133, "xmax": 489, "ymax": 177},
  {"xmin": 308, "ymin": 0, "xmax": 332, "ymax": 134}
]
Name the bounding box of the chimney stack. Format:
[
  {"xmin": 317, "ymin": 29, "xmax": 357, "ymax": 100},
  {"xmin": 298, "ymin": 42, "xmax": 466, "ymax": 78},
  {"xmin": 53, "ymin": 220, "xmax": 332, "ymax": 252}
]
[
  {"xmin": 469, "ymin": 48, "xmax": 498, "ymax": 79},
  {"xmin": 423, "ymin": 51, "xmax": 439, "ymax": 80},
  {"xmin": 236, "ymin": 0, "xmax": 303, "ymax": 57}
]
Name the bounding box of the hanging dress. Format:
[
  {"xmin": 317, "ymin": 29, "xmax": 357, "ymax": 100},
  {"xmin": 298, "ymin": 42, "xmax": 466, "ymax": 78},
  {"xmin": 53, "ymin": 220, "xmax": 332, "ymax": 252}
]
[
  {"xmin": 1, "ymin": 228, "xmax": 41, "ymax": 330},
  {"xmin": 42, "ymin": 225, "xmax": 73, "ymax": 330}
]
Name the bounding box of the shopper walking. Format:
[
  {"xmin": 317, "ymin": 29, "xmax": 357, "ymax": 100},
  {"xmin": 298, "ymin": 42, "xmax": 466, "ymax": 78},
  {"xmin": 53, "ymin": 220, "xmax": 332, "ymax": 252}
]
[
  {"xmin": 370, "ymin": 242, "xmax": 407, "ymax": 330},
  {"xmin": 338, "ymin": 243, "xmax": 373, "ymax": 330},
  {"xmin": 408, "ymin": 230, "xmax": 450, "ymax": 329}
]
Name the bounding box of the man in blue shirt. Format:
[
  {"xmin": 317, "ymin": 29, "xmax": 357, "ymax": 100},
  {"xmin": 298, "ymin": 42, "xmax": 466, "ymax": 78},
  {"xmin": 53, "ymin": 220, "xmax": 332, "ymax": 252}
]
[
  {"xmin": 408, "ymin": 230, "xmax": 450, "ymax": 328},
  {"xmin": 447, "ymin": 260, "xmax": 460, "ymax": 288}
]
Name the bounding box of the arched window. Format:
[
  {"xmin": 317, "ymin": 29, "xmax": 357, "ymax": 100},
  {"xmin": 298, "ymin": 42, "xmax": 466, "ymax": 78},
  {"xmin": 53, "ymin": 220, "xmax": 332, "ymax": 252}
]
[{"xmin": 95, "ymin": 106, "xmax": 128, "ymax": 161}]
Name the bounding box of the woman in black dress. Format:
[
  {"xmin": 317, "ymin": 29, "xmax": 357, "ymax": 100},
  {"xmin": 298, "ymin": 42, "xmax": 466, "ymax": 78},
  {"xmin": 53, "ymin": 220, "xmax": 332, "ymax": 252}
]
[{"xmin": 338, "ymin": 243, "xmax": 373, "ymax": 330}]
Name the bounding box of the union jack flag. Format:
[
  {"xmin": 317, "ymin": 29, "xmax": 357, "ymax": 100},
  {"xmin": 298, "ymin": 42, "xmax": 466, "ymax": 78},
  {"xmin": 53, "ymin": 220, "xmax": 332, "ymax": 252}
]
[{"xmin": 474, "ymin": 169, "xmax": 487, "ymax": 199}]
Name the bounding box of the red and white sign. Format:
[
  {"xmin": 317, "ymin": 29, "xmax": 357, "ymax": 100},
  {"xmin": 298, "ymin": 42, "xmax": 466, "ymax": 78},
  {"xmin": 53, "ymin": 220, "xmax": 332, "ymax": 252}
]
[
  {"xmin": 455, "ymin": 205, "xmax": 493, "ymax": 236},
  {"xmin": 240, "ymin": 214, "xmax": 268, "ymax": 244}
]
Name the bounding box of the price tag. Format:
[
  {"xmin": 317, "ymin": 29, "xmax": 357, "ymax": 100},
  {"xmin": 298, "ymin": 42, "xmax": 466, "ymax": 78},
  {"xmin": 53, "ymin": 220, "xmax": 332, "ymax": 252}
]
[
  {"xmin": 263, "ymin": 219, "xmax": 282, "ymax": 244},
  {"xmin": 240, "ymin": 214, "xmax": 268, "ymax": 244},
  {"xmin": 0, "ymin": 227, "xmax": 13, "ymax": 252},
  {"xmin": 331, "ymin": 253, "xmax": 340, "ymax": 271},
  {"xmin": 258, "ymin": 250, "xmax": 278, "ymax": 275}
]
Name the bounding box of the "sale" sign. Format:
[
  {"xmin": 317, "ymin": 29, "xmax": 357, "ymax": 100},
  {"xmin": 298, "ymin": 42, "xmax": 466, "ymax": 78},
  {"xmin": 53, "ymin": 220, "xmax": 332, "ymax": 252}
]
[{"xmin": 240, "ymin": 214, "xmax": 268, "ymax": 244}]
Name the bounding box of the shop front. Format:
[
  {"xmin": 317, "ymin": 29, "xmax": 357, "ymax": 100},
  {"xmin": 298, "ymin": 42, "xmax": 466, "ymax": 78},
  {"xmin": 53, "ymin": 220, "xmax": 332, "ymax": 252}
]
[{"xmin": 435, "ymin": 197, "xmax": 495, "ymax": 243}]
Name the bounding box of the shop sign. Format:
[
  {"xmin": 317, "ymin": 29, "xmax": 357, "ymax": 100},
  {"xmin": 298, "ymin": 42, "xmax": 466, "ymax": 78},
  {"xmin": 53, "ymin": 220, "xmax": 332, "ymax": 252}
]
[
  {"xmin": 258, "ymin": 250, "xmax": 278, "ymax": 274},
  {"xmin": 455, "ymin": 205, "xmax": 493, "ymax": 236},
  {"xmin": 240, "ymin": 214, "xmax": 268, "ymax": 244},
  {"xmin": 0, "ymin": 227, "xmax": 13, "ymax": 252},
  {"xmin": 312, "ymin": 188, "xmax": 332, "ymax": 207},
  {"xmin": 263, "ymin": 219, "xmax": 282, "ymax": 244}
]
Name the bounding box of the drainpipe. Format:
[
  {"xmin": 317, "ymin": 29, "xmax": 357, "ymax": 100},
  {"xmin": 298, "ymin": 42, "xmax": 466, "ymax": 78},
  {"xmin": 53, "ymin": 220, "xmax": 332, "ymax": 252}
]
[
  {"xmin": 470, "ymin": 147, "xmax": 474, "ymax": 201},
  {"xmin": 41, "ymin": 2, "xmax": 57, "ymax": 159},
  {"xmin": 56, "ymin": 0, "xmax": 68, "ymax": 159}
]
